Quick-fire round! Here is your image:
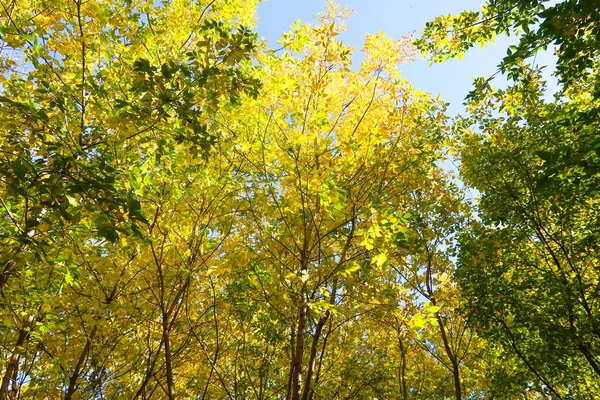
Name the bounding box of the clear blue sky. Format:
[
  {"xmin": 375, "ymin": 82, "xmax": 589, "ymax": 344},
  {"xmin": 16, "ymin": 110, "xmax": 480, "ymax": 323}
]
[{"xmin": 256, "ymin": 0, "xmax": 557, "ymax": 116}]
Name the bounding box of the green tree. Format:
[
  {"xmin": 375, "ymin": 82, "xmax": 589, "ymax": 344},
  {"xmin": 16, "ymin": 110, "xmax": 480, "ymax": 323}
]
[
  {"xmin": 457, "ymin": 68, "xmax": 600, "ymax": 398},
  {"xmin": 417, "ymin": 0, "xmax": 600, "ymax": 191},
  {"xmin": 418, "ymin": 0, "xmax": 600, "ymax": 397}
]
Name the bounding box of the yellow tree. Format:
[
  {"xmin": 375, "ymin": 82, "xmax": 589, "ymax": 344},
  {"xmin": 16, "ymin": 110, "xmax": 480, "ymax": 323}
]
[
  {"xmin": 0, "ymin": 1, "xmax": 488, "ymax": 398},
  {"xmin": 0, "ymin": 0, "xmax": 259, "ymax": 398},
  {"xmin": 215, "ymin": 4, "xmax": 462, "ymax": 398}
]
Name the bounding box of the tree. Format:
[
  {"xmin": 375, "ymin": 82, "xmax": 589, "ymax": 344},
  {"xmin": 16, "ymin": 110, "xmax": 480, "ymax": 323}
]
[
  {"xmin": 416, "ymin": 0, "xmax": 600, "ymax": 91},
  {"xmin": 0, "ymin": 0, "xmax": 259, "ymax": 290},
  {"xmin": 416, "ymin": 0, "xmax": 600, "ymax": 395},
  {"xmin": 0, "ymin": 0, "xmax": 259, "ymax": 398},
  {"xmin": 217, "ymin": 4, "xmax": 485, "ymax": 398},
  {"xmin": 416, "ymin": 0, "xmax": 600, "ymax": 190},
  {"xmin": 456, "ymin": 67, "xmax": 600, "ymax": 399},
  {"xmin": 0, "ymin": 1, "xmax": 491, "ymax": 398},
  {"xmin": 416, "ymin": 0, "xmax": 600, "ymax": 397},
  {"xmin": 223, "ymin": 5, "xmax": 447, "ymax": 397}
]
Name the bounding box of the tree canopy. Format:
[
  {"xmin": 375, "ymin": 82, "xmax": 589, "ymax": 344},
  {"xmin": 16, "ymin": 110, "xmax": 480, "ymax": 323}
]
[{"xmin": 0, "ymin": 0, "xmax": 598, "ymax": 399}]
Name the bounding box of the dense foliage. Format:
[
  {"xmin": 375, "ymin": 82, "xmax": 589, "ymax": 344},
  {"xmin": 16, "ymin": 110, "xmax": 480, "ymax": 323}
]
[
  {"xmin": 0, "ymin": 0, "xmax": 597, "ymax": 399},
  {"xmin": 419, "ymin": 0, "xmax": 600, "ymax": 398}
]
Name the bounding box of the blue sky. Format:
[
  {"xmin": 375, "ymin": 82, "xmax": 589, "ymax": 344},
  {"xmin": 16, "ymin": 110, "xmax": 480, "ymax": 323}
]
[{"xmin": 256, "ymin": 0, "xmax": 557, "ymax": 116}]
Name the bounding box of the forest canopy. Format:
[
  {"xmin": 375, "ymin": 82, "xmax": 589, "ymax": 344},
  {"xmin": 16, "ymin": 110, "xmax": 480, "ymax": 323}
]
[{"xmin": 0, "ymin": 0, "xmax": 598, "ymax": 399}]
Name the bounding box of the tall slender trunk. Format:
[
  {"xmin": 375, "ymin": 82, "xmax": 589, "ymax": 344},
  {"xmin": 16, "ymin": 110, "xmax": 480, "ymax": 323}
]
[
  {"xmin": 308, "ymin": 317, "xmax": 332, "ymax": 400},
  {"xmin": 436, "ymin": 312, "xmax": 461, "ymax": 400},
  {"xmin": 398, "ymin": 335, "xmax": 408, "ymax": 400},
  {"xmin": 291, "ymin": 303, "xmax": 308, "ymax": 400},
  {"xmin": 0, "ymin": 314, "xmax": 36, "ymax": 400},
  {"xmin": 154, "ymin": 241, "xmax": 175, "ymax": 400},
  {"xmin": 286, "ymin": 324, "xmax": 296, "ymax": 400},
  {"xmin": 162, "ymin": 313, "xmax": 175, "ymax": 400},
  {"xmin": 302, "ymin": 278, "xmax": 338, "ymax": 400},
  {"xmin": 423, "ymin": 245, "xmax": 462, "ymax": 400},
  {"xmin": 291, "ymin": 216, "xmax": 313, "ymax": 400},
  {"xmin": 301, "ymin": 314, "xmax": 328, "ymax": 400}
]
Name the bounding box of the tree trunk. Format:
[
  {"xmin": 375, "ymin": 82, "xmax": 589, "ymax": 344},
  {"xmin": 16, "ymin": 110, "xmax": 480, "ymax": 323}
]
[
  {"xmin": 0, "ymin": 314, "xmax": 36, "ymax": 400},
  {"xmin": 398, "ymin": 335, "xmax": 408, "ymax": 400},
  {"xmin": 291, "ymin": 303, "xmax": 308, "ymax": 400},
  {"xmin": 436, "ymin": 312, "xmax": 462, "ymax": 400},
  {"xmin": 163, "ymin": 314, "xmax": 175, "ymax": 400},
  {"xmin": 301, "ymin": 314, "xmax": 328, "ymax": 400},
  {"xmin": 64, "ymin": 335, "xmax": 92, "ymax": 400}
]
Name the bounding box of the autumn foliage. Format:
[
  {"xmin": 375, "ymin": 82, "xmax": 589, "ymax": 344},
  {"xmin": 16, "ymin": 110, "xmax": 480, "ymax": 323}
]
[{"xmin": 1, "ymin": 0, "xmax": 598, "ymax": 399}]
